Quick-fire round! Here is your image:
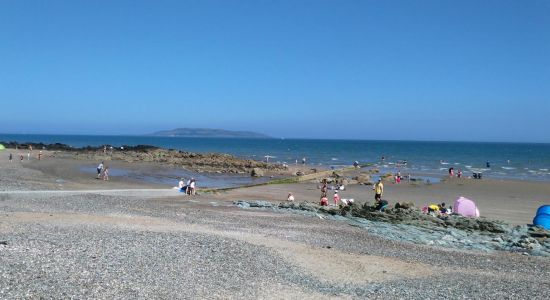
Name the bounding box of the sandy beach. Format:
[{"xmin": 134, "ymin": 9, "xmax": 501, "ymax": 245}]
[{"xmin": 1, "ymin": 150, "xmax": 549, "ymax": 299}]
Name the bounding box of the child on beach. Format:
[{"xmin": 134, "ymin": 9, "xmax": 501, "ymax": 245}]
[
  {"xmin": 375, "ymin": 199, "xmax": 389, "ymax": 211},
  {"xmin": 188, "ymin": 179, "xmax": 196, "ymax": 195},
  {"xmin": 287, "ymin": 193, "xmax": 295, "ymax": 201},
  {"xmin": 333, "ymin": 191, "xmax": 340, "ymax": 205},
  {"xmin": 103, "ymin": 167, "xmax": 109, "ymax": 181},
  {"xmin": 320, "ymin": 196, "xmax": 329, "ymax": 206},
  {"xmin": 97, "ymin": 162, "xmax": 104, "ymax": 179}
]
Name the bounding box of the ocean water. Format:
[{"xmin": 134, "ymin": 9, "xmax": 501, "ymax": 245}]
[{"xmin": 1, "ymin": 134, "xmax": 550, "ymax": 182}]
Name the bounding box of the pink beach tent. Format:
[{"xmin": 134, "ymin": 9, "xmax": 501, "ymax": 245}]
[{"xmin": 453, "ymin": 196, "xmax": 480, "ymax": 218}]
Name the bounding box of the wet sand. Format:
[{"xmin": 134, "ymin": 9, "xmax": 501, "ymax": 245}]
[{"xmin": 4, "ymin": 150, "xmax": 548, "ymax": 225}]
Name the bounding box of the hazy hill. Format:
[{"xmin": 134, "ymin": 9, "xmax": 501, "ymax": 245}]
[{"xmin": 148, "ymin": 128, "xmax": 271, "ymax": 138}]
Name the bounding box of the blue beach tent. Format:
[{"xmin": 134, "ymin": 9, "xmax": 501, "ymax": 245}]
[
  {"xmin": 533, "ymin": 205, "xmax": 550, "ymax": 230},
  {"xmin": 536, "ymin": 205, "xmax": 550, "ymax": 216}
]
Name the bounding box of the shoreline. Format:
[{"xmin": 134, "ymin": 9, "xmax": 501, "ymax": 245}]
[
  {"xmin": 1, "ymin": 147, "xmax": 548, "ymax": 225},
  {"xmin": 2, "ymin": 137, "xmax": 550, "ymax": 182}
]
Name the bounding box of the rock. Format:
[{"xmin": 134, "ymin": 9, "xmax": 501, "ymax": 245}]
[
  {"xmin": 248, "ymin": 201, "xmax": 273, "ymax": 208},
  {"xmin": 394, "ymin": 202, "xmax": 414, "ymax": 209},
  {"xmin": 528, "ymin": 226, "xmax": 550, "ymax": 238},
  {"xmin": 492, "ymin": 237, "xmax": 504, "ymax": 243},
  {"xmin": 251, "ymin": 168, "xmax": 264, "ymax": 177},
  {"xmin": 332, "ymin": 171, "xmax": 344, "ymax": 178},
  {"xmin": 441, "ymin": 235, "xmax": 456, "ymax": 242},
  {"xmin": 233, "ymin": 201, "xmax": 250, "ymax": 209},
  {"xmin": 354, "ymin": 173, "xmax": 371, "ymax": 184},
  {"xmin": 295, "ymin": 171, "xmax": 304, "ymax": 176}
]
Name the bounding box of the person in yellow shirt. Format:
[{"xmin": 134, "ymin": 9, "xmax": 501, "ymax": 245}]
[{"xmin": 374, "ymin": 179, "xmax": 384, "ymax": 201}]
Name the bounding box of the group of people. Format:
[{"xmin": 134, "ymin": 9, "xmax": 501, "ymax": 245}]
[
  {"xmin": 423, "ymin": 203, "xmax": 452, "ymax": 215},
  {"xmin": 8, "ymin": 145, "xmax": 43, "ymax": 162},
  {"xmin": 177, "ymin": 178, "xmax": 197, "ymax": 195},
  {"xmin": 96, "ymin": 162, "xmax": 109, "ymax": 181},
  {"xmin": 317, "ymin": 179, "xmax": 354, "ymax": 206},
  {"xmin": 448, "ymin": 167, "xmax": 463, "ymax": 178}
]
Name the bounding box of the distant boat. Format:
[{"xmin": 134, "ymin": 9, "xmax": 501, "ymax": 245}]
[{"xmin": 264, "ymin": 155, "xmax": 276, "ymax": 162}]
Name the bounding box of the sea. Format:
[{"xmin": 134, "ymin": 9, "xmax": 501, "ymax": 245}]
[{"xmin": 1, "ymin": 134, "xmax": 550, "ymax": 182}]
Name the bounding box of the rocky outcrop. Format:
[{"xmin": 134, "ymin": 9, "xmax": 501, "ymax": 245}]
[
  {"xmin": 0, "ymin": 141, "xmax": 287, "ymax": 174},
  {"xmin": 234, "ymin": 200, "xmax": 550, "ymax": 256}
]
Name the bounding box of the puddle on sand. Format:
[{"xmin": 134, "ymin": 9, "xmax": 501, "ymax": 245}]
[{"xmin": 79, "ymin": 166, "xmax": 272, "ymax": 189}]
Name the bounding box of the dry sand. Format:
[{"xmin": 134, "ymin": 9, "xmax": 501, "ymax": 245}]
[{"xmin": 215, "ymin": 178, "xmax": 550, "ymax": 225}]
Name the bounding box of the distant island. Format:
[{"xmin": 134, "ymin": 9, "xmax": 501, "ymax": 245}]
[{"xmin": 147, "ymin": 128, "xmax": 272, "ymax": 138}]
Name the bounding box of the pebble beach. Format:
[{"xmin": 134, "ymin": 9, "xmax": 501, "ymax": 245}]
[{"xmin": 1, "ymin": 150, "xmax": 550, "ymax": 299}]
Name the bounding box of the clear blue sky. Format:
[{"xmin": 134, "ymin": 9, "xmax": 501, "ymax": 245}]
[{"xmin": 1, "ymin": 0, "xmax": 549, "ymax": 142}]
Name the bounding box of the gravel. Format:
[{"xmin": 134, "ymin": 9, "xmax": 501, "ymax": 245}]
[{"xmin": 2, "ymin": 160, "xmax": 550, "ymax": 299}]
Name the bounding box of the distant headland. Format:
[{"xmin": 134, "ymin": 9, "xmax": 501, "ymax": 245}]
[{"xmin": 146, "ymin": 128, "xmax": 272, "ymax": 138}]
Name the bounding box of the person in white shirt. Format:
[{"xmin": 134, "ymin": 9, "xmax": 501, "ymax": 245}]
[
  {"xmin": 189, "ymin": 179, "xmax": 196, "ymax": 195},
  {"xmin": 97, "ymin": 162, "xmax": 104, "ymax": 179}
]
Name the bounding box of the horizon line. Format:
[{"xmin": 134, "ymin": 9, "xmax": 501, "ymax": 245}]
[{"xmin": 0, "ymin": 132, "xmax": 549, "ymax": 145}]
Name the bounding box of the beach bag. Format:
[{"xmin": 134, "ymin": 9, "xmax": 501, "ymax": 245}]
[{"xmin": 453, "ymin": 197, "xmax": 480, "ymax": 218}]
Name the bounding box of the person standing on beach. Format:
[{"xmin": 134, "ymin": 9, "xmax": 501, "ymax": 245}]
[
  {"xmin": 333, "ymin": 191, "xmax": 340, "ymax": 205},
  {"xmin": 302, "ymin": 157, "xmax": 306, "ymax": 165},
  {"xmin": 103, "ymin": 167, "xmax": 109, "ymax": 181},
  {"xmin": 38, "ymin": 150, "xmax": 42, "ymax": 160},
  {"xmin": 186, "ymin": 178, "xmax": 192, "ymax": 194},
  {"xmin": 9, "ymin": 153, "xmax": 12, "ymax": 162},
  {"xmin": 320, "ymin": 179, "xmax": 328, "ymax": 198},
  {"xmin": 373, "ymin": 179, "xmax": 383, "ymax": 201},
  {"xmin": 189, "ymin": 179, "xmax": 196, "ymax": 195},
  {"xmin": 97, "ymin": 162, "xmax": 104, "ymax": 179}
]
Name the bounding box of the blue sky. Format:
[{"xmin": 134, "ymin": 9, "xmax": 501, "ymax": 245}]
[{"xmin": 0, "ymin": 0, "xmax": 549, "ymax": 142}]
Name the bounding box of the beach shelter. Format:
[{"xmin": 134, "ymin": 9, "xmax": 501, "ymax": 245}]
[
  {"xmin": 0, "ymin": 144, "xmax": 5, "ymax": 150},
  {"xmin": 533, "ymin": 205, "xmax": 550, "ymax": 230},
  {"xmin": 453, "ymin": 196, "xmax": 480, "ymax": 218},
  {"xmin": 536, "ymin": 205, "xmax": 550, "ymax": 216}
]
